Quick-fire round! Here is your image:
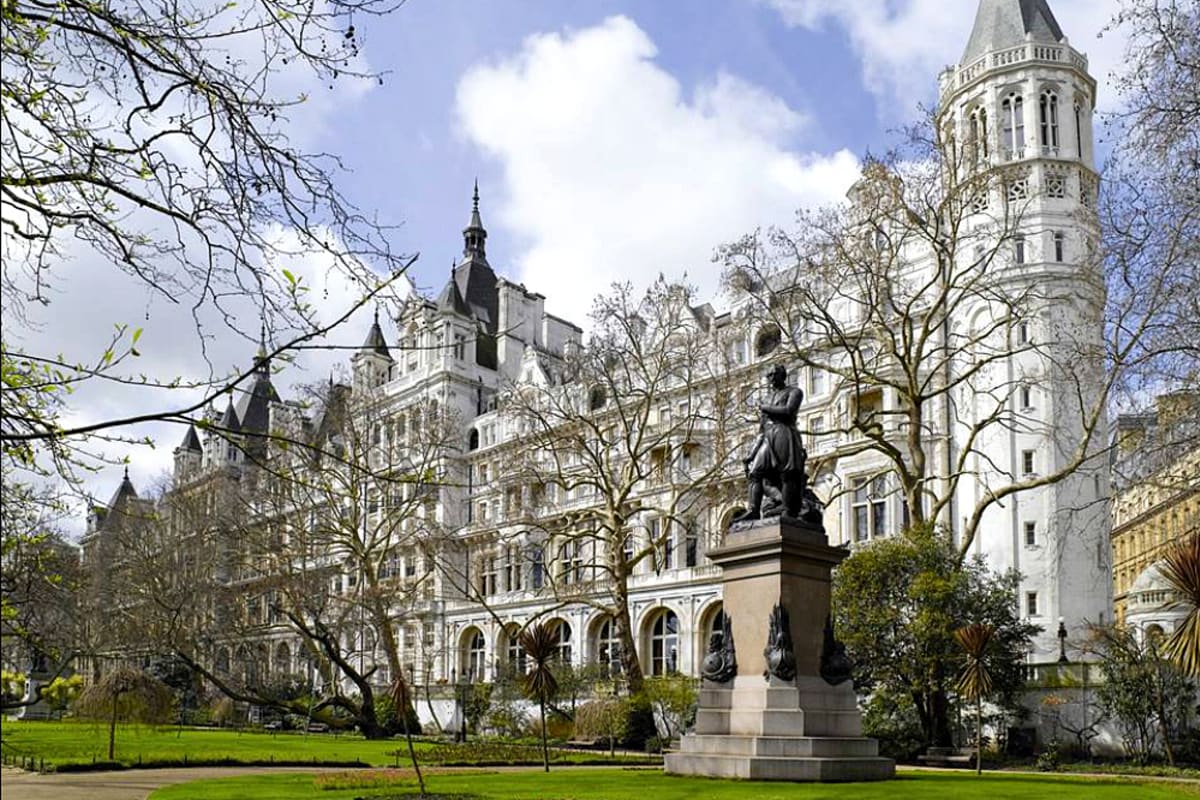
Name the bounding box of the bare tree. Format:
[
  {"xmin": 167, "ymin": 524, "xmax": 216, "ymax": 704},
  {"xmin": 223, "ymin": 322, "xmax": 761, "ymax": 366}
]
[
  {"xmin": 496, "ymin": 279, "xmax": 738, "ymax": 692},
  {"xmin": 127, "ymin": 380, "xmax": 461, "ymax": 738},
  {"xmin": 0, "ymin": 477, "xmax": 82, "ymax": 709},
  {"xmin": 1, "ymin": 0, "xmax": 414, "ymax": 482},
  {"xmin": 1101, "ymin": 0, "xmax": 1200, "ymax": 415},
  {"xmin": 720, "ymin": 122, "xmax": 1114, "ymax": 561}
]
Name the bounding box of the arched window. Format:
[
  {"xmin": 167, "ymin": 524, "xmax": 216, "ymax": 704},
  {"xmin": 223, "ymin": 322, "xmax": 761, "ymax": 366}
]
[
  {"xmin": 505, "ymin": 626, "xmax": 526, "ymax": 674},
  {"xmin": 1002, "ymin": 94, "xmax": 1024, "ymax": 157},
  {"xmin": 1039, "ymin": 91, "xmax": 1059, "ymax": 150},
  {"xmin": 969, "ymin": 106, "xmax": 989, "ymax": 164},
  {"xmin": 1074, "ymin": 101, "xmax": 1084, "ymax": 158},
  {"xmin": 648, "ymin": 609, "xmax": 679, "ymax": 675},
  {"xmin": 463, "ymin": 628, "xmax": 486, "ymax": 680},
  {"xmin": 468, "ymin": 428, "xmax": 479, "ymax": 451},
  {"xmin": 596, "ymin": 617, "xmax": 621, "ymax": 676},
  {"xmin": 275, "ymin": 642, "xmax": 291, "ymax": 676},
  {"xmin": 550, "ymin": 620, "xmax": 573, "ymax": 664}
]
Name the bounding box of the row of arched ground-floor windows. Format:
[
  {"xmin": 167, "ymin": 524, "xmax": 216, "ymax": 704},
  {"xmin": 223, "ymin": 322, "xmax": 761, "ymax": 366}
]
[{"xmin": 456, "ymin": 603, "xmax": 726, "ymax": 682}]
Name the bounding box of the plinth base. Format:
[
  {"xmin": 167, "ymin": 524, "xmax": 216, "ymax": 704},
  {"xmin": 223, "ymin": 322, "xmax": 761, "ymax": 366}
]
[{"xmin": 664, "ymin": 677, "xmax": 894, "ymax": 782}]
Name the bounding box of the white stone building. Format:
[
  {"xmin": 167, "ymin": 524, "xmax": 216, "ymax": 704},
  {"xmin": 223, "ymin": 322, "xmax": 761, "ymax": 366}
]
[{"xmin": 91, "ymin": 0, "xmax": 1113, "ymax": 724}]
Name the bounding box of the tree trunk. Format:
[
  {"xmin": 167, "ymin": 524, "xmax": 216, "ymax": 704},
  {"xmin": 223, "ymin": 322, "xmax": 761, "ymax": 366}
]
[
  {"xmin": 931, "ymin": 689, "xmax": 953, "ymax": 747},
  {"xmin": 612, "ymin": 583, "xmax": 645, "ymax": 694},
  {"xmin": 1153, "ymin": 666, "xmax": 1176, "ymax": 766},
  {"xmin": 975, "ymin": 695, "xmax": 983, "ymax": 776},
  {"xmin": 540, "ymin": 692, "xmax": 549, "ymax": 772},
  {"xmin": 914, "ymin": 688, "xmax": 953, "ymax": 749},
  {"xmin": 108, "ymin": 693, "xmax": 118, "ymax": 761},
  {"xmin": 399, "ymin": 682, "xmax": 426, "ymax": 799}
]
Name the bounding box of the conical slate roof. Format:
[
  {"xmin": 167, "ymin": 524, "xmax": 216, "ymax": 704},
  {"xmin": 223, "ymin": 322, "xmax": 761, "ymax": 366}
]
[
  {"xmin": 218, "ymin": 396, "xmax": 241, "ymax": 433},
  {"xmin": 177, "ymin": 425, "xmax": 202, "ymax": 452},
  {"xmin": 360, "ymin": 310, "xmax": 392, "ymax": 359},
  {"xmin": 107, "ymin": 468, "xmax": 138, "ymax": 511},
  {"xmin": 436, "ymin": 271, "xmax": 472, "ymax": 316},
  {"xmin": 961, "ymin": 0, "xmax": 1065, "ymax": 64}
]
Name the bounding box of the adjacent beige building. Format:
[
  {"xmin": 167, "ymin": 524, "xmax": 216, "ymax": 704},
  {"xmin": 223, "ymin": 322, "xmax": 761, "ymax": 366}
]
[{"xmin": 1110, "ymin": 393, "xmax": 1199, "ymax": 624}]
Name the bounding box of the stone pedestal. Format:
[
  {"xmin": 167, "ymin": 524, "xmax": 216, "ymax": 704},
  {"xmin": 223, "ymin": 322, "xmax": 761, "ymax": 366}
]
[
  {"xmin": 664, "ymin": 519, "xmax": 894, "ymax": 782},
  {"xmin": 15, "ymin": 670, "xmax": 54, "ymax": 720}
]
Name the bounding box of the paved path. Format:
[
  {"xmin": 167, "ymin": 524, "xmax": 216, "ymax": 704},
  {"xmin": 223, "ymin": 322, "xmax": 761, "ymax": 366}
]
[
  {"xmin": 3, "ymin": 764, "xmax": 1197, "ymax": 800},
  {"xmin": 0, "ymin": 765, "xmax": 343, "ymax": 800}
]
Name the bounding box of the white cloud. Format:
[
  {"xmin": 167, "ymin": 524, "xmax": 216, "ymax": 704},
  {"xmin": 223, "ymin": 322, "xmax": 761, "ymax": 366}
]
[
  {"xmin": 763, "ymin": 0, "xmax": 1127, "ymax": 115},
  {"xmin": 455, "ymin": 16, "xmax": 860, "ymax": 327}
]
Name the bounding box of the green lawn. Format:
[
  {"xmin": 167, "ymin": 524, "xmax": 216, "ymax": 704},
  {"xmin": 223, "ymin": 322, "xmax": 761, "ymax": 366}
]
[
  {"xmin": 0, "ymin": 721, "xmax": 654, "ymax": 770},
  {"xmin": 149, "ymin": 768, "xmax": 1200, "ymax": 800}
]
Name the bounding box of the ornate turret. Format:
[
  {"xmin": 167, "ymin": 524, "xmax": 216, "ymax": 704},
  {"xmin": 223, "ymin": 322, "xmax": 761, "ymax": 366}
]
[{"xmin": 941, "ymin": 0, "xmax": 1095, "ymax": 171}]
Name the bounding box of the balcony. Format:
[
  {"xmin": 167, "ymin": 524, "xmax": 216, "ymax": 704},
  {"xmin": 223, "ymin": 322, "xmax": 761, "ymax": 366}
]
[{"xmin": 940, "ymin": 43, "xmax": 1090, "ymax": 102}]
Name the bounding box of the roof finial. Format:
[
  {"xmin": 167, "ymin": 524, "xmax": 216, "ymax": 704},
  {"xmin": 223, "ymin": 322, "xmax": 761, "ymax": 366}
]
[
  {"xmin": 464, "ymin": 180, "xmax": 487, "ymax": 258},
  {"xmin": 255, "ymin": 319, "xmax": 270, "ymax": 375},
  {"xmin": 123, "ymin": 465, "xmax": 129, "ymax": 479}
]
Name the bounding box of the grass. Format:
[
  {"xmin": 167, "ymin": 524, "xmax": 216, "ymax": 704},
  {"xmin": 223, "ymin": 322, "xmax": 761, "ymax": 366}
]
[
  {"xmin": 148, "ymin": 768, "xmax": 1200, "ymax": 800},
  {"xmin": 0, "ymin": 721, "xmax": 656, "ymax": 771}
]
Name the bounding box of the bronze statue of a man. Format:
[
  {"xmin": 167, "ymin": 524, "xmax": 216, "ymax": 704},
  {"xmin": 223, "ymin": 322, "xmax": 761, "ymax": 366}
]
[{"xmin": 733, "ymin": 364, "xmax": 808, "ymax": 523}]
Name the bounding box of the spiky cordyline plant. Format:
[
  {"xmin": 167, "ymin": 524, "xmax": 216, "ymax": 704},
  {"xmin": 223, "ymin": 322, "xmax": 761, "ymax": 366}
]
[
  {"xmin": 1159, "ymin": 534, "xmax": 1200, "ymax": 678},
  {"xmin": 955, "ymin": 623, "xmax": 995, "ymax": 776},
  {"xmin": 519, "ymin": 622, "xmax": 561, "ymax": 772}
]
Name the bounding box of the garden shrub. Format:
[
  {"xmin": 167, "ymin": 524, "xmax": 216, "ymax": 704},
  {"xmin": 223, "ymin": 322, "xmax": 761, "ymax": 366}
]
[{"xmin": 574, "ymin": 697, "xmax": 630, "ymax": 745}]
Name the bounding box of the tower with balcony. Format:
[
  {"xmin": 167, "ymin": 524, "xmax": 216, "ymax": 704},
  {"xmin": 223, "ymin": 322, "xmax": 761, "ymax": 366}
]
[{"xmin": 938, "ymin": 0, "xmax": 1110, "ymax": 660}]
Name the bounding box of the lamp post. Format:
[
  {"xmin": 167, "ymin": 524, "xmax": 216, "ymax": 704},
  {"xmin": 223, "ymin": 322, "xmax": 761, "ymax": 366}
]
[
  {"xmin": 1057, "ymin": 617, "xmax": 1069, "ymax": 664},
  {"xmin": 456, "ymin": 668, "xmax": 471, "ymax": 743}
]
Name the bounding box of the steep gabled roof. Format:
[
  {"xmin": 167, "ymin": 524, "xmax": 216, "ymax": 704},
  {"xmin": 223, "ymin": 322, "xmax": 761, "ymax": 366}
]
[{"xmin": 962, "ymin": 0, "xmax": 1065, "ymax": 65}]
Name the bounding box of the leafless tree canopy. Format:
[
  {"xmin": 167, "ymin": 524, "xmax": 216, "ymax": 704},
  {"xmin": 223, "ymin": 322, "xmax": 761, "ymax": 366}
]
[
  {"xmin": 1, "ymin": 0, "xmax": 412, "ymax": 475},
  {"xmin": 497, "ymin": 278, "xmax": 738, "ymax": 689}
]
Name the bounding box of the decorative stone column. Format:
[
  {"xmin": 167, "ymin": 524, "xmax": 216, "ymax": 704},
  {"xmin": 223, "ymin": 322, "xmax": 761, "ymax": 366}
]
[{"xmin": 664, "ymin": 518, "xmax": 894, "ymax": 782}]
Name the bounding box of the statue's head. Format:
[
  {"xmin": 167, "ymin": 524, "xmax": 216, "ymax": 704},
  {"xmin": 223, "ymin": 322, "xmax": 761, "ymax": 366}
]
[{"xmin": 767, "ymin": 364, "xmax": 787, "ymax": 386}]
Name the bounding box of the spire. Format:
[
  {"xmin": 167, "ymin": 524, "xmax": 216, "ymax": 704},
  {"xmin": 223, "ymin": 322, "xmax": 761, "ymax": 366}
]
[
  {"xmin": 462, "ymin": 180, "xmax": 487, "ymax": 260},
  {"xmin": 360, "ymin": 306, "xmax": 392, "ymax": 358},
  {"xmin": 962, "ymin": 0, "xmax": 1065, "ymax": 64},
  {"xmin": 254, "ymin": 320, "xmax": 270, "ymax": 377}
]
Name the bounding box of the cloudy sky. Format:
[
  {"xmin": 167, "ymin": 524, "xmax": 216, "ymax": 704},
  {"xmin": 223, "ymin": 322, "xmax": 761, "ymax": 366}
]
[{"xmin": 18, "ymin": 0, "xmax": 1129, "ymax": 531}]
